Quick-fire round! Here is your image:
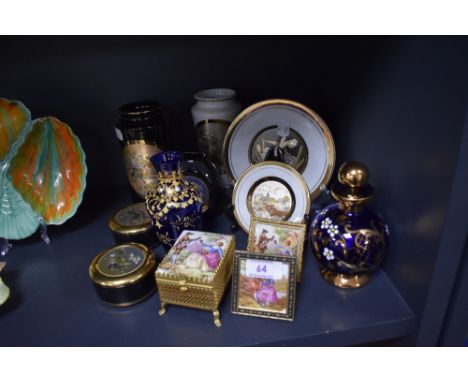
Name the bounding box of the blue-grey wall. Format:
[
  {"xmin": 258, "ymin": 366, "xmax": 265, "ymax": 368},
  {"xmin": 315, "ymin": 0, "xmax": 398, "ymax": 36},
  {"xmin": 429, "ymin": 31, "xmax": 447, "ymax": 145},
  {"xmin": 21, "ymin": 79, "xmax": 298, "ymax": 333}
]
[
  {"xmin": 440, "ymin": 236, "xmax": 468, "ymax": 346},
  {"xmin": 340, "ymin": 37, "xmax": 468, "ymax": 344},
  {"xmin": 0, "ymin": 36, "xmax": 391, "ymax": 189}
]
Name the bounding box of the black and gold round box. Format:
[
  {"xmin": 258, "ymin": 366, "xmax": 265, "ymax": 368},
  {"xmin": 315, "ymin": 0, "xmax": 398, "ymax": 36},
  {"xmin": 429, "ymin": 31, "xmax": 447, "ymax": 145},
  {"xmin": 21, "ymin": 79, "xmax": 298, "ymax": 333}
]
[
  {"xmin": 89, "ymin": 243, "xmax": 157, "ymax": 306},
  {"xmin": 108, "ymin": 202, "xmax": 159, "ymax": 247}
]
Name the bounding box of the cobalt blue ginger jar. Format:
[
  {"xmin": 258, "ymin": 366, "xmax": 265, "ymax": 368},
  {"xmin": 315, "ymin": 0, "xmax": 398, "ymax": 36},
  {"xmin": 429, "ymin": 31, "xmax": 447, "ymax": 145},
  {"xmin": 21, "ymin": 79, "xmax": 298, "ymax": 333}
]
[
  {"xmin": 311, "ymin": 161, "xmax": 389, "ymax": 288},
  {"xmin": 145, "ymin": 151, "xmax": 203, "ymax": 249}
]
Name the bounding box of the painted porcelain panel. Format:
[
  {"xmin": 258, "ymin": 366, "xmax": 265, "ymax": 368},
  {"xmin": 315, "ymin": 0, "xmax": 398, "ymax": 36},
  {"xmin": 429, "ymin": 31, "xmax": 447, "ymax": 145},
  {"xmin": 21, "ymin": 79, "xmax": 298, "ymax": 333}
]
[{"xmin": 156, "ymin": 231, "xmax": 231, "ymax": 281}]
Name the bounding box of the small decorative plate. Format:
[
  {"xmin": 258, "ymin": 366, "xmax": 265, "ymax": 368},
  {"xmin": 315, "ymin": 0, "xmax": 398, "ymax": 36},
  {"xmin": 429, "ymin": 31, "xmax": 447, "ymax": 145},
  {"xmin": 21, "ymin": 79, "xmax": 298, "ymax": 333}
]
[
  {"xmin": 223, "ymin": 99, "xmax": 335, "ymax": 199},
  {"xmin": 232, "ymin": 161, "xmax": 310, "ymax": 232}
]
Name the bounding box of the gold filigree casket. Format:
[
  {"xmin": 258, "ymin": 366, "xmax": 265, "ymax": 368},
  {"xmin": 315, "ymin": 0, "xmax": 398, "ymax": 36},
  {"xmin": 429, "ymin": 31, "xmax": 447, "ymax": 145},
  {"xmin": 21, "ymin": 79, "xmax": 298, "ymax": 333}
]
[{"xmin": 155, "ymin": 230, "xmax": 235, "ymax": 327}]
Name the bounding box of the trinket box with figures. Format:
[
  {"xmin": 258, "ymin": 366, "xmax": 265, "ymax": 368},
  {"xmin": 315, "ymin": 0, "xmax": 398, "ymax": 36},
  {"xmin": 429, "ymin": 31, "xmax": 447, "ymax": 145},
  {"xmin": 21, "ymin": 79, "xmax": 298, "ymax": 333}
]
[{"xmin": 155, "ymin": 230, "xmax": 235, "ymax": 327}]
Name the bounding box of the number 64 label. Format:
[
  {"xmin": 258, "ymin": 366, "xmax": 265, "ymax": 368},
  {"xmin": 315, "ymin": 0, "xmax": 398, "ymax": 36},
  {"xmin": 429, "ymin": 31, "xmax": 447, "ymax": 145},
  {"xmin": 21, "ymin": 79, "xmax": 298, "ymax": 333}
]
[{"xmin": 245, "ymin": 259, "xmax": 285, "ymax": 279}]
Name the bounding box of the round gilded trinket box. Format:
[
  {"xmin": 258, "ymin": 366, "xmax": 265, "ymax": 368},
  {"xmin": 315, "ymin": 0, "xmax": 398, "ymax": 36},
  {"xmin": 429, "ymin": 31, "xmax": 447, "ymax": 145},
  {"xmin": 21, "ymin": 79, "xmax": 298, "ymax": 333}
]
[
  {"xmin": 310, "ymin": 162, "xmax": 389, "ymax": 288},
  {"xmin": 108, "ymin": 202, "xmax": 159, "ymax": 247},
  {"xmin": 89, "ymin": 243, "xmax": 157, "ymax": 306}
]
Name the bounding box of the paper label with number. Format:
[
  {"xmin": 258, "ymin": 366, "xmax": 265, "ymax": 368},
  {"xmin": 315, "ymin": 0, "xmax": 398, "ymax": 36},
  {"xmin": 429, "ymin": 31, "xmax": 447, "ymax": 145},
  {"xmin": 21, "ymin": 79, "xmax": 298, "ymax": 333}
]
[{"xmin": 245, "ymin": 259, "xmax": 286, "ymax": 279}]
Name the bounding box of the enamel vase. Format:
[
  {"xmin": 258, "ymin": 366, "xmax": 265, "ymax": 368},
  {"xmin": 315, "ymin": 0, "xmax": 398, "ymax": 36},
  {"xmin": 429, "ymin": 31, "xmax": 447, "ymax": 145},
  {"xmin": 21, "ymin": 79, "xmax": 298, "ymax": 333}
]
[
  {"xmin": 145, "ymin": 151, "xmax": 203, "ymax": 249},
  {"xmin": 311, "ymin": 161, "xmax": 389, "ymax": 288}
]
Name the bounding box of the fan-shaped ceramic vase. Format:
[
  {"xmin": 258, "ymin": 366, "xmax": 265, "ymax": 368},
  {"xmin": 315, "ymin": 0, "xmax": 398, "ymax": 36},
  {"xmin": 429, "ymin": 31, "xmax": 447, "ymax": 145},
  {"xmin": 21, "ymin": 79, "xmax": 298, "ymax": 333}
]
[
  {"xmin": 0, "ymin": 99, "xmax": 39, "ymax": 240},
  {"xmin": 0, "ymin": 98, "xmax": 87, "ymax": 242}
]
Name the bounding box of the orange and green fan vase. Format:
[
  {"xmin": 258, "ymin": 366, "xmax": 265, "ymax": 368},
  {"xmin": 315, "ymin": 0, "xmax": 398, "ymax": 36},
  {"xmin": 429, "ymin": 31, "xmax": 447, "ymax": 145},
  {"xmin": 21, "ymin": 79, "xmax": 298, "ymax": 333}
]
[{"xmin": 0, "ymin": 98, "xmax": 87, "ymax": 241}]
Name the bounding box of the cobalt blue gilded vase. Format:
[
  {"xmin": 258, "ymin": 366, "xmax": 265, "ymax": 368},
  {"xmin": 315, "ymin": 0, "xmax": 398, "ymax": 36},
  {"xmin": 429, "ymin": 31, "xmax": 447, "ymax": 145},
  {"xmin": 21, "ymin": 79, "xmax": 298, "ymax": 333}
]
[
  {"xmin": 145, "ymin": 151, "xmax": 203, "ymax": 249},
  {"xmin": 311, "ymin": 161, "xmax": 389, "ymax": 288}
]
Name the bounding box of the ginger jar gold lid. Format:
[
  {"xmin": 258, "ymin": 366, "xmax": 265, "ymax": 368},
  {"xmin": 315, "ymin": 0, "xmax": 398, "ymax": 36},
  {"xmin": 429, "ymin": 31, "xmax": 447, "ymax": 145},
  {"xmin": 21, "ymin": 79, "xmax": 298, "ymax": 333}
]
[{"xmin": 331, "ymin": 161, "xmax": 374, "ymax": 206}]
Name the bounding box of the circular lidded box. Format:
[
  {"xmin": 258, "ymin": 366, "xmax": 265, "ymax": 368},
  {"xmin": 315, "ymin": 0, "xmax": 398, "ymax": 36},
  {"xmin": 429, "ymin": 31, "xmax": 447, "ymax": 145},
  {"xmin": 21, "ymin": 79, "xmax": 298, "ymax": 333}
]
[
  {"xmin": 89, "ymin": 243, "xmax": 157, "ymax": 306},
  {"xmin": 108, "ymin": 202, "xmax": 159, "ymax": 247}
]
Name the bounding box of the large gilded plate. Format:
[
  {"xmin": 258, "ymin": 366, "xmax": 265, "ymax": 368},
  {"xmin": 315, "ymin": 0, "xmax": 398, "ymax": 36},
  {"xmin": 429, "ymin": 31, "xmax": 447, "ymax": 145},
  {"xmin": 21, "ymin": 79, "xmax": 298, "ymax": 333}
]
[
  {"xmin": 232, "ymin": 161, "xmax": 310, "ymax": 232},
  {"xmin": 223, "ymin": 99, "xmax": 335, "ymax": 199}
]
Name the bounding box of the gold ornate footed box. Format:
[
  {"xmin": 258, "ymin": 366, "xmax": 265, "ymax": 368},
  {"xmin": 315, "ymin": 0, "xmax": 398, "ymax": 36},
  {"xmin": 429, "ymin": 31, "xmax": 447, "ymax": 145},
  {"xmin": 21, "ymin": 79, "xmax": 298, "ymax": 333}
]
[{"xmin": 155, "ymin": 230, "xmax": 235, "ymax": 327}]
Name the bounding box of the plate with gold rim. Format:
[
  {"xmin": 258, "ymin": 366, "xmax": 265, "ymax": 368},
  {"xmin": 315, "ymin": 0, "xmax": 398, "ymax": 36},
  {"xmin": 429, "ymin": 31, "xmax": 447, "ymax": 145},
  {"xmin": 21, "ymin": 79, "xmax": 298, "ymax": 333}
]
[
  {"xmin": 232, "ymin": 161, "xmax": 310, "ymax": 232},
  {"xmin": 223, "ymin": 99, "xmax": 335, "ymax": 199}
]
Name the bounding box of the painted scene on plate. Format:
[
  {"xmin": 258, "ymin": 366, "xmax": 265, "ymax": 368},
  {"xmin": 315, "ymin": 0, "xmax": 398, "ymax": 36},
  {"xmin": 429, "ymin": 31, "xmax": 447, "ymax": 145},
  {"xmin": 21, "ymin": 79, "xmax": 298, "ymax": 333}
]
[
  {"xmin": 249, "ymin": 179, "xmax": 293, "ymax": 220},
  {"xmin": 250, "ymin": 222, "xmax": 303, "ymax": 257},
  {"xmin": 238, "ymin": 258, "xmax": 290, "ymax": 314},
  {"xmin": 157, "ymin": 231, "xmax": 230, "ymax": 280}
]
